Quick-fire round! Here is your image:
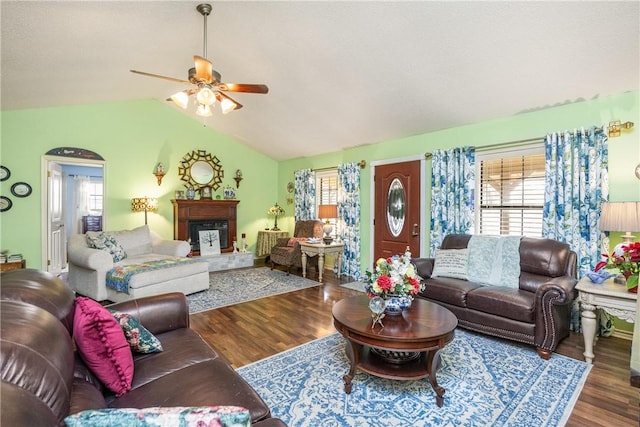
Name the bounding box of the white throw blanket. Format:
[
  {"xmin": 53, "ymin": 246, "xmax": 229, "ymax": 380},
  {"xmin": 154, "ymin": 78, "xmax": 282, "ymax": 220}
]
[{"xmin": 467, "ymin": 235, "xmax": 521, "ymax": 288}]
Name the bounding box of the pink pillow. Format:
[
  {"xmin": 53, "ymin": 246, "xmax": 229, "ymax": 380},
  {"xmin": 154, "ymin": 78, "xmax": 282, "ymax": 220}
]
[
  {"xmin": 73, "ymin": 297, "xmax": 134, "ymax": 396},
  {"xmin": 287, "ymin": 237, "xmax": 308, "ymax": 247}
]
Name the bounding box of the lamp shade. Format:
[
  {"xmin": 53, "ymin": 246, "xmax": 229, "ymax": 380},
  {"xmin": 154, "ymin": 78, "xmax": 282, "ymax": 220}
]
[
  {"xmin": 600, "ymin": 202, "xmax": 640, "ymax": 232},
  {"xmin": 318, "ymin": 204, "xmax": 338, "ymax": 219},
  {"xmin": 131, "ymin": 197, "xmax": 158, "ymax": 213}
]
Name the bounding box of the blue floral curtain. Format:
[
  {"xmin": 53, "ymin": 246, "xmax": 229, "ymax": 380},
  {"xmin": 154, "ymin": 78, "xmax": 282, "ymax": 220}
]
[
  {"xmin": 429, "ymin": 146, "xmax": 476, "ymax": 255},
  {"xmin": 294, "ymin": 169, "xmax": 315, "ymax": 220},
  {"xmin": 337, "ymin": 163, "xmax": 361, "ymax": 279},
  {"xmin": 542, "ymin": 127, "xmax": 609, "ymax": 276}
]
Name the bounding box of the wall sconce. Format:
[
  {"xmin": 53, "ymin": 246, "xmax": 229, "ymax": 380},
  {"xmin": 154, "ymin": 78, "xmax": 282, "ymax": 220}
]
[
  {"xmin": 153, "ymin": 163, "xmax": 166, "ymax": 186},
  {"xmin": 234, "ymin": 169, "xmax": 243, "ymax": 188},
  {"xmin": 131, "ymin": 197, "xmax": 158, "ymax": 225}
]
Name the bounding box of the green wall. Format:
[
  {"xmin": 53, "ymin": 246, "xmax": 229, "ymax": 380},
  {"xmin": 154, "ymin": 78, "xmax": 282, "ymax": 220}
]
[
  {"xmin": 278, "ymin": 90, "xmax": 640, "ymax": 269},
  {"xmin": 0, "ymin": 100, "xmax": 279, "ymax": 268},
  {"xmin": 1, "ymin": 91, "xmax": 639, "ymax": 273}
]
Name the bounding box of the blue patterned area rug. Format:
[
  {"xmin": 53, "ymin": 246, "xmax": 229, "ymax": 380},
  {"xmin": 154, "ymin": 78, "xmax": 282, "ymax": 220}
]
[
  {"xmin": 186, "ymin": 267, "xmax": 320, "ymax": 314},
  {"xmin": 237, "ymin": 330, "xmax": 591, "ymax": 427}
]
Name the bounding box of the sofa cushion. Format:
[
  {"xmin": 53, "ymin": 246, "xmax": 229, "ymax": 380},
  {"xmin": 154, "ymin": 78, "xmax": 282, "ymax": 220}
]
[
  {"xmin": 110, "ymin": 311, "xmax": 163, "ymax": 353},
  {"xmin": 421, "ymin": 277, "xmax": 483, "ymax": 308},
  {"xmin": 109, "ymin": 225, "xmax": 153, "ymax": 257},
  {"xmin": 73, "ymin": 297, "xmax": 134, "ymax": 396},
  {"xmin": 86, "ymin": 232, "xmax": 127, "ymax": 262},
  {"xmin": 466, "ymin": 286, "xmax": 535, "ymax": 323},
  {"xmin": 65, "ymin": 406, "xmax": 251, "ymax": 427},
  {"xmin": 431, "ymin": 249, "xmax": 469, "ymax": 280},
  {"xmin": 114, "ymin": 255, "xmax": 209, "ymax": 291}
]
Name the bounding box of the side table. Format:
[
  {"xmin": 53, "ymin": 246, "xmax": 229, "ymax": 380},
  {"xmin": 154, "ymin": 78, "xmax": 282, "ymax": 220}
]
[
  {"xmin": 576, "ymin": 276, "xmax": 637, "ymax": 364},
  {"xmin": 299, "ymin": 242, "xmax": 344, "ymax": 283},
  {"xmin": 256, "ymin": 230, "xmax": 289, "ymax": 257}
]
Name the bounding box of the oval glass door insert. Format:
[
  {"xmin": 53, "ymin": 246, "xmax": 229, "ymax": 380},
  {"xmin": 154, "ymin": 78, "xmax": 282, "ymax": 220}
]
[{"xmin": 387, "ymin": 178, "xmax": 406, "ymax": 237}]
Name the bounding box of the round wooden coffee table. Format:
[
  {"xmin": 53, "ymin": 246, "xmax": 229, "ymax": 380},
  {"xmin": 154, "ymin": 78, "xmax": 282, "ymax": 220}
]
[{"xmin": 332, "ymin": 295, "xmax": 457, "ymax": 407}]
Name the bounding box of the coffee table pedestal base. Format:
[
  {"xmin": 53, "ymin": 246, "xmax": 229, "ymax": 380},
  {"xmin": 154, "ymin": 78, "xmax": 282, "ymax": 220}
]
[{"xmin": 343, "ymin": 341, "xmax": 445, "ymax": 407}]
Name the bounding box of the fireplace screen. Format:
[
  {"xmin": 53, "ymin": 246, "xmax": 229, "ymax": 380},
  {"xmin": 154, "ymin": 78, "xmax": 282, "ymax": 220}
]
[{"xmin": 188, "ymin": 219, "xmax": 229, "ymax": 252}]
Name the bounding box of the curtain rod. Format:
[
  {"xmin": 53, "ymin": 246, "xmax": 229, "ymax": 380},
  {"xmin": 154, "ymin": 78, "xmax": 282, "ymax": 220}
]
[
  {"xmin": 313, "ymin": 160, "xmax": 366, "ymax": 172},
  {"xmin": 424, "ymin": 119, "xmax": 634, "ymax": 159}
]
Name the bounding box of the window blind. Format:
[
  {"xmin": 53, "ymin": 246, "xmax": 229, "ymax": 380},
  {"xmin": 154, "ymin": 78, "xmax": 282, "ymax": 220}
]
[{"xmin": 479, "ymin": 153, "xmax": 545, "ymax": 237}]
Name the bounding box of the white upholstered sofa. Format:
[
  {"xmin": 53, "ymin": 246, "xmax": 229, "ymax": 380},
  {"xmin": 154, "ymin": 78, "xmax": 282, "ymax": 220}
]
[{"xmin": 67, "ymin": 225, "xmax": 209, "ymax": 303}]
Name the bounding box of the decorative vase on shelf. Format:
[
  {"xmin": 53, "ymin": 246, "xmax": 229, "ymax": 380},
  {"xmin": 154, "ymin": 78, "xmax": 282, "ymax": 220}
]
[{"xmin": 383, "ymin": 294, "xmax": 413, "ymax": 315}]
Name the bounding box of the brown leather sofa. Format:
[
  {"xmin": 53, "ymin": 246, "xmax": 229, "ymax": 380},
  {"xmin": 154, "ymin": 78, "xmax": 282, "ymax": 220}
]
[
  {"xmin": 0, "ymin": 269, "xmax": 286, "ymax": 427},
  {"xmin": 412, "ymin": 234, "xmax": 577, "ymax": 359},
  {"xmin": 270, "ymin": 220, "xmax": 323, "ymax": 274}
]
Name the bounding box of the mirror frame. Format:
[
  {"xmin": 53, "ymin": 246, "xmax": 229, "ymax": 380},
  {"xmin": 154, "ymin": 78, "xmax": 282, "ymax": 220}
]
[{"xmin": 178, "ymin": 150, "xmax": 224, "ymax": 190}]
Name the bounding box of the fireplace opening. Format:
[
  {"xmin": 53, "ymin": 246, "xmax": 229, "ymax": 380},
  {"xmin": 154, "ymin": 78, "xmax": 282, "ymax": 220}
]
[{"xmin": 188, "ymin": 219, "xmax": 229, "ymax": 252}]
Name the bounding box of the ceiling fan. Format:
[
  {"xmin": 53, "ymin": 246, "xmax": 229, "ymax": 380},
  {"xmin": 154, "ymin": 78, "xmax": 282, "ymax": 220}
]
[{"xmin": 130, "ymin": 3, "xmax": 268, "ymax": 116}]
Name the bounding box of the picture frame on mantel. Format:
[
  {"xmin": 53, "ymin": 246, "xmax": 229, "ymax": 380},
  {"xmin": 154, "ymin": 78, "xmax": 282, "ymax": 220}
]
[{"xmin": 199, "ymin": 230, "xmax": 221, "ymax": 256}]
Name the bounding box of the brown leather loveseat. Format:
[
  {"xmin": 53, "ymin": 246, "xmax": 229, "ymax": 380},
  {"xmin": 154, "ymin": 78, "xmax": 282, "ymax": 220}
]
[
  {"xmin": 0, "ymin": 269, "xmax": 286, "ymax": 427},
  {"xmin": 412, "ymin": 234, "xmax": 577, "ymax": 359}
]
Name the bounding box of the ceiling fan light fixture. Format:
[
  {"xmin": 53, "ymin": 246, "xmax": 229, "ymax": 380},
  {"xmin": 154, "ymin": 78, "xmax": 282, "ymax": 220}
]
[
  {"xmin": 170, "ymin": 91, "xmax": 189, "ymax": 109},
  {"xmin": 196, "ymin": 103, "xmax": 213, "ymax": 117},
  {"xmin": 220, "ymin": 97, "xmax": 238, "ymax": 114},
  {"xmin": 196, "ymin": 86, "xmax": 216, "ymax": 106}
]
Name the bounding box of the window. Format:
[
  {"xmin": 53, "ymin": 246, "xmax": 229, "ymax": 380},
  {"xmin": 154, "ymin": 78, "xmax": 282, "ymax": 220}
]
[
  {"xmin": 475, "ymin": 144, "xmax": 545, "ymax": 237},
  {"xmin": 87, "ymin": 180, "xmax": 103, "ymax": 214}
]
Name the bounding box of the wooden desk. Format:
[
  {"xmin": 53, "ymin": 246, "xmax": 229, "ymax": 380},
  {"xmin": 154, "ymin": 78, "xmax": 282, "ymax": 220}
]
[
  {"xmin": 256, "ymin": 230, "xmax": 289, "ymax": 257},
  {"xmin": 0, "ymin": 260, "xmax": 26, "ymax": 273},
  {"xmin": 576, "ymin": 277, "xmax": 637, "ymax": 364},
  {"xmin": 299, "ymin": 242, "xmax": 344, "ymax": 283}
]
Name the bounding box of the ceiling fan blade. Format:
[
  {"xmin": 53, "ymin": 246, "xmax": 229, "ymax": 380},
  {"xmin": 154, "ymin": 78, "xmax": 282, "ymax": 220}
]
[
  {"xmin": 194, "ymin": 55, "xmax": 213, "ymax": 82},
  {"xmin": 218, "ymin": 83, "xmax": 269, "ymax": 94},
  {"xmin": 130, "ymin": 69, "xmax": 190, "ymax": 84}
]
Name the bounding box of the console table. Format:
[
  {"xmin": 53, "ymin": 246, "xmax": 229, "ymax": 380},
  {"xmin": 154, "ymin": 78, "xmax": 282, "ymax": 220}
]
[
  {"xmin": 256, "ymin": 230, "xmax": 289, "ymax": 257},
  {"xmin": 576, "ymin": 276, "xmax": 637, "ymax": 364},
  {"xmin": 299, "ymin": 242, "xmax": 344, "ymax": 283}
]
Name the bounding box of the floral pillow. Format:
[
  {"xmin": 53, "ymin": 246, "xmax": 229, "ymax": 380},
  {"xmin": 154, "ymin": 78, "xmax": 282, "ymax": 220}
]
[
  {"xmin": 86, "ymin": 232, "xmax": 127, "ymax": 262},
  {"xmin": 64, "ymin": 406, "xmax": 251, "ymax": 427},
  {"xmin": 110, "ymin": 310, "xmax": 163, "ymax": 353}
]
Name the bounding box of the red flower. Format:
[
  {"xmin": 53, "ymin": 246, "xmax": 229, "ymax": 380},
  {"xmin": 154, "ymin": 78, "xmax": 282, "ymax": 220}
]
[{"xmin": 376, "ymin": 275, "xmax": 393, "ymax": 291}]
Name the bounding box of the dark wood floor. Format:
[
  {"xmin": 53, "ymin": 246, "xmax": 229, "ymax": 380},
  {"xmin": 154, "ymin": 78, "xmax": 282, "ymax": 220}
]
[{"xmin": 190, "ymin": 265, "xmax": 640, "ymax": 427}]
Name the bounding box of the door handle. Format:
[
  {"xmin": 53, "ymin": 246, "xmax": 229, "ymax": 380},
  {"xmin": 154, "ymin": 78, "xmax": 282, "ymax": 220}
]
[{"xmin": 412, "ymin": 223, "xmax": 419, "ymax": 237}]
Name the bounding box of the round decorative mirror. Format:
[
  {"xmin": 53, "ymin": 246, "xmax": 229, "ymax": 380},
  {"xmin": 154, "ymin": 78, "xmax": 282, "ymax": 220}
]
[{"xmin": 178, "ymin": 150, "xmax": 224, "ymax": 190}]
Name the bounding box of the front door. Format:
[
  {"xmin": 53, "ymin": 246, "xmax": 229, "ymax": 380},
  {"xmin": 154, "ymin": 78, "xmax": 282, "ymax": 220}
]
[{"xmin": 373, "ymin": 160, "xmax": 421, "ymax": 262}]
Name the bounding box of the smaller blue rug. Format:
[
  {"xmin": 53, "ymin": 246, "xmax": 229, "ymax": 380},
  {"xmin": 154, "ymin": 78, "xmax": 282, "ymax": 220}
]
[
  {"xmin": 237, "ymin": 330, "xmax": 591, "ymax": 426},
  {"xmin": 186, "ymin": 267, "xmax": 320, "ymax": 314}
]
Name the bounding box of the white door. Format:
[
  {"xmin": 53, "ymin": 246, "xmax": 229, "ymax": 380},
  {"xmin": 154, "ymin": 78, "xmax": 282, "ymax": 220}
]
[{"xmin": 48, "ymin": 162, "xmax": 66, "ymax": 274}]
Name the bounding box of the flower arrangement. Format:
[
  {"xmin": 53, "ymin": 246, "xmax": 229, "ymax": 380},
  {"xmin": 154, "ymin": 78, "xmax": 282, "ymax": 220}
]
[
  {"xmin": 595, "ymin": 242, "xmax": 640, "ymax": 291},
  {"xmin": 364, "ymin": 247, "xmax": 423, "ymax": 299}
]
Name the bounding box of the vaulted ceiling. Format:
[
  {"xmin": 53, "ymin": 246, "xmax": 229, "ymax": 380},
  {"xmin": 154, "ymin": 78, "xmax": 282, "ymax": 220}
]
[{"xmin": 2, "ymin": 1, "xmax": 638, "ymax": 160}]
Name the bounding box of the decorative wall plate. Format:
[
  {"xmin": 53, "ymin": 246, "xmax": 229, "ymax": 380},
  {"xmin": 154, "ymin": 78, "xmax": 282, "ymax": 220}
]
[
  {"xmin": 0, "ymin": 196, "xmax": 12, "ymax": 212},
  {"xmin": 635, "ymin": 163, "xmax": 640, "ymax": 180},
  {"xmin": 10, "ymin": 182, "xmax": 32, "ymax": 198},
  {"xmin": 0, "ymin": 166, "xmax": 10, "ymax": 182}
]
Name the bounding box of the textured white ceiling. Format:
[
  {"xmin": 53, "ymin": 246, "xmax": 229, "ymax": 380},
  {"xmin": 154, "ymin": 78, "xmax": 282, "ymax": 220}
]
[{"xmin": 2, "ymin": 1, "xmax": 639, "ymax": 161}]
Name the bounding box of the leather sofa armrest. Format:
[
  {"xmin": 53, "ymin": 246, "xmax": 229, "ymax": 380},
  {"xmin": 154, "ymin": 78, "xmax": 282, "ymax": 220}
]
[
  {"xmin": 67, "ymin": 245, "xmax": 114, "ymax": 271},
  {"xmin": 534, "ymin": 275, "xmax": 577, "ymax": 306},
  {"xmin": 106, "ymin": 292, "xmax": 190, "ymax": 335},
  {"xmin": 411, "ymin": 257, "xmax": 435, "ymax": 279}
]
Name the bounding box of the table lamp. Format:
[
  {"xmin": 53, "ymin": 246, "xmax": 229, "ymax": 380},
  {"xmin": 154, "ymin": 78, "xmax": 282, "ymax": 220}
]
[
  {"xmin": 600, "ymin": 201, "xmax": 640, "ymax": 284},
  {"xmin": 318, "ymin": 204, "xmax": 338, "ymax": 244},
  {"xmin": 267, "ymin": 203, "xmax": 285, "ymax": 231}
]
